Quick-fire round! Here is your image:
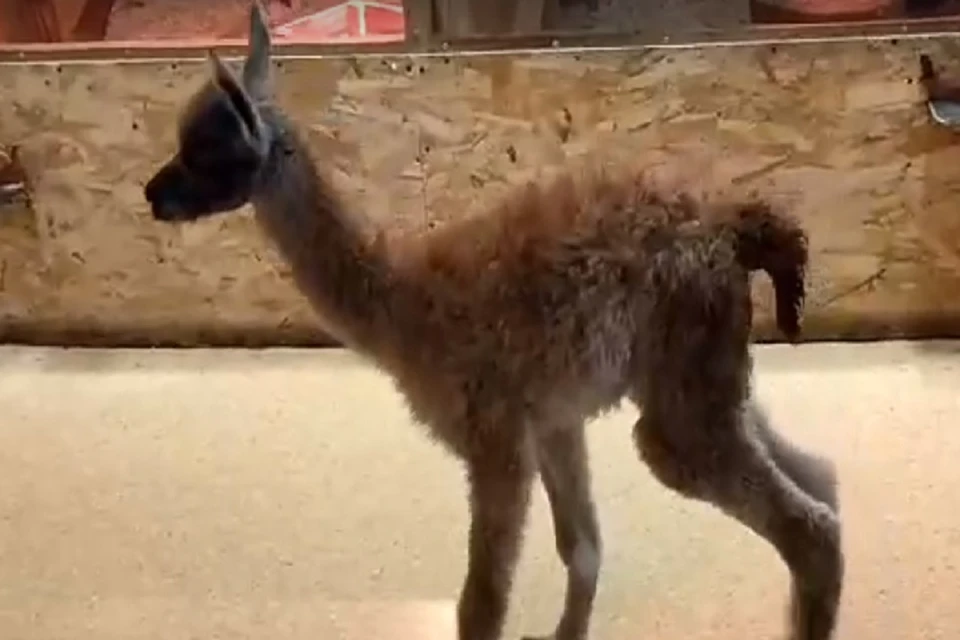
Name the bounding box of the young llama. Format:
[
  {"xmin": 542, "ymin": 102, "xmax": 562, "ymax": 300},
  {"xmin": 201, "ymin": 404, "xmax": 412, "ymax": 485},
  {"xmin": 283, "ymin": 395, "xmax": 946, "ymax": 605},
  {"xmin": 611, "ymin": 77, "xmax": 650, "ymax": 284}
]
[{"xmin": 144, "ymin": 3, "xmax": 843, "ymax": 639}]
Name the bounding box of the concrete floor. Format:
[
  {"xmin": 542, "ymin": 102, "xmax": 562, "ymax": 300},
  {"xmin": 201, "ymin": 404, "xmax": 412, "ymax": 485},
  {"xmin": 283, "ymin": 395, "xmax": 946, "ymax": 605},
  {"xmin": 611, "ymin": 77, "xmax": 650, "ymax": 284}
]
[{"xmin": 1, "ymin": 342, "xmax": 959, "ymax": 640}]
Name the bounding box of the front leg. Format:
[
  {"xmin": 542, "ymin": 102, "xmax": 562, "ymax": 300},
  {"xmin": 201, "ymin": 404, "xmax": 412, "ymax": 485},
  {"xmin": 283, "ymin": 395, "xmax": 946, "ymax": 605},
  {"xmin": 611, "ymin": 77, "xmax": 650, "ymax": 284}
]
[
  {"xmin": 523, "ymin": 424, "xmax": 600, "ymax": 640},
  {"xmin": 458, "ymin": 452, "xmax": 535, "ymax": 640}
]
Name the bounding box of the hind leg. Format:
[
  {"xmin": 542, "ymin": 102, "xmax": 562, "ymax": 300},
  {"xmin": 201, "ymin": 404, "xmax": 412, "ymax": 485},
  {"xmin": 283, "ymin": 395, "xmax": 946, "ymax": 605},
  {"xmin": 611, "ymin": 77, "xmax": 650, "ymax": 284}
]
[
  {"xmin": 745, "ymin": 400, "xmax": 839, "ymax": 513},
  {"xmin": 633, "ymin": 230, "xmax": 839, "ymax": 637},
  {"xmin": 523, "ymin": 424, "xmax": 601, "ymax": 640},
  {"xmin": 458, "ymin": 448, "xmax": 535, "ymax": 640},
  {"xmin": 634, "ymin": 406, "xmax": 843, "ymax": 640}
]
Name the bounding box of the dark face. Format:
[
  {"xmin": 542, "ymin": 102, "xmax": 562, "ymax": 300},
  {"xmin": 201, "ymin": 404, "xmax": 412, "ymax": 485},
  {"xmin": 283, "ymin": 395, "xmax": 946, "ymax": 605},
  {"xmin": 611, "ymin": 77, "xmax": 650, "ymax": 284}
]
[
  {"xmin": 144, "ymin": 84, "xmax": 266, "ymax": 223},
  {"xmin": 146, "ymin": 1, "xmax": 275, "ymax": 223}
]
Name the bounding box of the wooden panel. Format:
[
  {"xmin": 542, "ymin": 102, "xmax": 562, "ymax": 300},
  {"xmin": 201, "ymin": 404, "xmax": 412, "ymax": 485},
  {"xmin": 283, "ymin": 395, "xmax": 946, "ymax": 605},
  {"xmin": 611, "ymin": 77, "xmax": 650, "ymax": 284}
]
[
  {"xmin": 434, "ymin": 0, "xmax": 546, "ymax": 37},
  {"xmin": 3, "ymin": 38, "xmax": 960, "ymax": 346},
  {"xmin": 0, "ymin": 2, "xmax": 62, "ymax": 43},
  {"xmin": 0, "ymin": 0, "xmax": 114, "ymax": 43}
]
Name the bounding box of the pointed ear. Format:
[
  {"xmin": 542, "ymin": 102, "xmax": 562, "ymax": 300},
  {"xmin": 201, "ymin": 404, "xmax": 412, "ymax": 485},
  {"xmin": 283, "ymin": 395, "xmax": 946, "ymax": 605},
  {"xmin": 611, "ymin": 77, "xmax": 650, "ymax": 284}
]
[
  {"xmin": 209, "ymin": 50, "xmax": 263, "ymax": 142},
  {"xmin": 243, "ymin": 1, "xmax": 273, "ymax": 102}
]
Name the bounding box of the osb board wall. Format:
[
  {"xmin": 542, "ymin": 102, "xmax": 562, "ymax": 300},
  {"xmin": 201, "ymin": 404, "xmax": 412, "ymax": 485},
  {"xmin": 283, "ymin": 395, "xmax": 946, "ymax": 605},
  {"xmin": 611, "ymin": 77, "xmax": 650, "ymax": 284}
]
[{"xmin": 3, "ymin": 38, "xmax": 960, "ymax": 346}]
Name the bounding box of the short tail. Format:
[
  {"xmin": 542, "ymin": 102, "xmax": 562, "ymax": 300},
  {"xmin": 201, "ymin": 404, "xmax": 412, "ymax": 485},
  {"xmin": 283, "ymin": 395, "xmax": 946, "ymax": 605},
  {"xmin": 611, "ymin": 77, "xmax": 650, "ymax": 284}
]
[{"xmin": 727, "ymin": 202, "xmax": 809, "ymax": 342}]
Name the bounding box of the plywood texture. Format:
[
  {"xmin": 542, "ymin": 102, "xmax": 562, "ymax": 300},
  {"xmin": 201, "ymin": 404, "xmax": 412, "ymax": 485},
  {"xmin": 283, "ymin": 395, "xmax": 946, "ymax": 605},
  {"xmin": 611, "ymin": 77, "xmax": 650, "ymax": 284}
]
[{"xmin": 2, "ymin": 38, "xmax": 960, "ymax": 346}]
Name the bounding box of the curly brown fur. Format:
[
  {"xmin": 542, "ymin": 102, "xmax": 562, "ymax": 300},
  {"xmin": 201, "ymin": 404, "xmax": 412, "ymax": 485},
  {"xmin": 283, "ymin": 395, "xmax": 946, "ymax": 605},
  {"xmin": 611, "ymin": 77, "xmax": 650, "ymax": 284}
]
[{"xmin": 143, "ymin": 4, "xmax": 842, "ymax": 640}]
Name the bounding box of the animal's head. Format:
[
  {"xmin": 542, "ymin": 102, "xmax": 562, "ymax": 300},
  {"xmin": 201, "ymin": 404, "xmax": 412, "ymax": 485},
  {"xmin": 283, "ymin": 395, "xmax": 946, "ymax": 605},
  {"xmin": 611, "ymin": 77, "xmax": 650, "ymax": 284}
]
[{"xmin": 144, "ymin": 1, "xmax": 275, "ymax": 222}]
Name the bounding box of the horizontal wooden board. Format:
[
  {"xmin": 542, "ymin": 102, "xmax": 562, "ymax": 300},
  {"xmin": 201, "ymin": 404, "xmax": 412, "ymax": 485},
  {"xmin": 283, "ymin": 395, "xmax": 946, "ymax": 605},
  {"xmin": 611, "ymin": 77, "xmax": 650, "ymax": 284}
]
[{"xmin": 3, "ymin": 37, "xmax": 960, "ymax": 346}]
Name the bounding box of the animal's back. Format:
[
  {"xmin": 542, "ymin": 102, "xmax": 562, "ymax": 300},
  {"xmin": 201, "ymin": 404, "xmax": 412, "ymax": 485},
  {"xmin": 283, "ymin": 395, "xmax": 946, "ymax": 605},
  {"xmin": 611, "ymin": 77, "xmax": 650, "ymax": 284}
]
[{"xmin": 387, "ymin": 167, "xmax": 718, "ymax": 437}]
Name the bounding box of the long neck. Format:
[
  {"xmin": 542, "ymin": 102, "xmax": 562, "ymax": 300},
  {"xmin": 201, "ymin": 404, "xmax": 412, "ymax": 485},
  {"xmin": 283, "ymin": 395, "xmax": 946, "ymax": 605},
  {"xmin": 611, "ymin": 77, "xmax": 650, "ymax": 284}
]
[{"xmin": 251, "ymin": 115, "xmax": 395, "ymax": 355}]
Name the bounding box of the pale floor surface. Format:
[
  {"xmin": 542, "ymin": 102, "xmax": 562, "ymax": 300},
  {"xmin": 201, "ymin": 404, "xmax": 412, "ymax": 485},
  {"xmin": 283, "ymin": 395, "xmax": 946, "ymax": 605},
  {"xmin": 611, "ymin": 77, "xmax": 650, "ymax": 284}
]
[{"xmin": 1, "ymin": 342, "xmax": 959, "ymax": 639}]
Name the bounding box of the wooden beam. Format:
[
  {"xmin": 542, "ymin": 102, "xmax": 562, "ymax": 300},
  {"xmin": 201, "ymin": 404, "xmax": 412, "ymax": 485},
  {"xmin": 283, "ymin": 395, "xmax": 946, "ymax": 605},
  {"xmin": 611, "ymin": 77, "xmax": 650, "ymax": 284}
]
[
  {"xmin": 0, "ymin": 0, "xmax": 113, "ymax": 43},
  {"xmin": 434, "ymin": 0, "xmax": 546, "ymax": 38},
  {"xmin": 403, "ymin": 0, "xmax": 435, "ymax": 47},
  {"xmin": 0, "ymin": 1, "xmax": 61, "ymax": 43},
  {"xmin": 72, "ymin": 0, "xmax": 115, "ymax": 41},
  {"xmin": 514, "ymin": 0, "xmax": 548, "ymax": 34}
]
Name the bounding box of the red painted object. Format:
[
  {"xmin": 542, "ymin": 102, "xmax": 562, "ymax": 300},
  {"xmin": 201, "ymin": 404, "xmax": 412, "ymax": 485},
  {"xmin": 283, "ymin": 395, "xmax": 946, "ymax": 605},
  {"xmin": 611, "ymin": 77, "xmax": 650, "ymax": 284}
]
[
  {"xmin": 273, "ymin": 0, "xmax": 405, "ymax": 43},
  {"xmin": 751, "ymin": 0, "xmax": 899, "ymax": 23}
]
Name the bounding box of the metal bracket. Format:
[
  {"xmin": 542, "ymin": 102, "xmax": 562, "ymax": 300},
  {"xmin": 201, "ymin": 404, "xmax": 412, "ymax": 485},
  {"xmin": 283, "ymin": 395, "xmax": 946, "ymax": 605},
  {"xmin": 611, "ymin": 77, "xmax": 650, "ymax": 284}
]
[
  {"xmin": 920, "ymin": 54, "xmax": 960, "ymax": 129},
  {"xmin": 0, "ymin": 145, "xmax": 29, "ymax": 209}
]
